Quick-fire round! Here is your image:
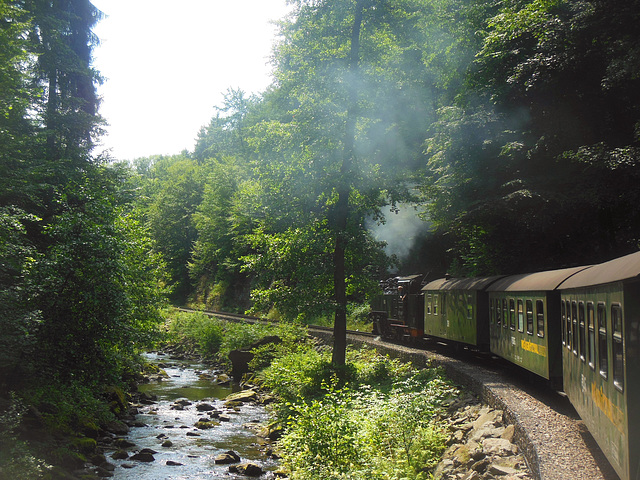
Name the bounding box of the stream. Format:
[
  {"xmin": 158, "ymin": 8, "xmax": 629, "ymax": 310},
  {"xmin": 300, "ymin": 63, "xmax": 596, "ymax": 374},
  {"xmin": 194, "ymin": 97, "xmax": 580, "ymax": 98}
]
[{"xmin": 105, "ymin": 352, "xmax": 279, "ymax": 479}]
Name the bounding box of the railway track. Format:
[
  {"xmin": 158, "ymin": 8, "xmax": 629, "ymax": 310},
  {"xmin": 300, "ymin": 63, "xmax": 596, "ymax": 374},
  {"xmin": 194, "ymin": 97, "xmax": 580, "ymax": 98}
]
[
  {"xmin": 173, "ymin": 306, "xmax": 618, "ymax": 480},
  {"xmin": 175, "ymin": 307, "xmax": 376, "ymax": 338}
]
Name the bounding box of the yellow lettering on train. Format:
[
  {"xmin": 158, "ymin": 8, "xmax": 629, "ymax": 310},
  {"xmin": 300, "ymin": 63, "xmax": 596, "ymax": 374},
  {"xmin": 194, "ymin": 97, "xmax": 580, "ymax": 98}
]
[
  {"xmin": 591, "ymin": 382, "xmax": 625, "ymax": 434},
  {"xmin": 520, "ymin": 339, "xmax": 547, "ymax": 357}
]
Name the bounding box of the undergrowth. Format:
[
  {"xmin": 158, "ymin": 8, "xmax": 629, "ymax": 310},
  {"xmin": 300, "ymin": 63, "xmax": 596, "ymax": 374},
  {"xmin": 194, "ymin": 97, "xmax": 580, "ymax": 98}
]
[{"xmin": 259, "ymin": 347, "xmax": 458, "ymax": 480}]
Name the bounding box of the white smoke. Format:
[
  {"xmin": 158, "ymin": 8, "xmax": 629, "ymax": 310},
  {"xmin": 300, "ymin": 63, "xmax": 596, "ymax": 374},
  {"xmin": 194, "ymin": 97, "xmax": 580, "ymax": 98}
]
[{"xmin": 367, "ymin": 204, "xmax": 430, "ymax": 261}]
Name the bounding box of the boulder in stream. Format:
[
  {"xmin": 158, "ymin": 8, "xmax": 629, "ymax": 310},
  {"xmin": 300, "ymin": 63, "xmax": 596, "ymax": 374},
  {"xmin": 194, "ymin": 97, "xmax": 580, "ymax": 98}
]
[
  {"xmin": 229, "ymin": 462, "xmax": 264, "ymax": 476},
  {"xmin": 214, "ymin": 450, "xmax": 241, "ymax": 464},
  {"xmin": 130, "ymin": 452, "xmax": 155, "ymax": 462},
  {"xmin": 224, "ymin": 389, "xmax": 258, "ymax": 407},
  {"xmin": 196, "ymin": 402, "xmax": 215, "ymax": 411}
]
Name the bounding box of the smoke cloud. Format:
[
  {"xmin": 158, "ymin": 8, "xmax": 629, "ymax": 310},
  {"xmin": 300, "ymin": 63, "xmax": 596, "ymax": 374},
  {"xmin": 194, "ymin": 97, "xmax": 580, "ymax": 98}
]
[{"xmin": 367, "ymin": 205, "xmax": 430, "ymax": 262}]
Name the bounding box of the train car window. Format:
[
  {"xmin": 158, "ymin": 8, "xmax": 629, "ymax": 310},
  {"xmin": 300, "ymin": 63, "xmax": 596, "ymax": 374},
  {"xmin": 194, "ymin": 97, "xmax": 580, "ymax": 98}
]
[
  {"xmin": 566, "ymin": 301, "xmax": 573, "ymax": 351},
  {"xmin": 598, "ymin": 303, "xmax": 608, "ymax": 380},
  {"xmin": 467, "ymin": 295, "xmax": 473, "ymax": 320},
  {"xmin": 509, "ymin": 299, "xmax": 516, "ymax": 330},
  {"xmin": 561, "ymin": 301, "xmax": 567, "ymax": 346},
  {"xmin": 536, "ymin": 300, "xmax": 545, "ymax": 338},
  {"xmin": 587, "ymin": 302, "xmax": 595, "ymax": 370},
  {"xmin": 433, "ymin": 295, "xmax": 438, "ymax": 315},
  {"xmin": 503, "ymin": 299, "xmax": 508, "ymax": 329},
  {"xmin": 571, "ymin": 301, "xmax": 578, "ymax": 356},
  {"xmin": 426, "ymin": 294, "xmax": 432, "ymax": 315},
  {"xmin": 579, "ymin": 302, "xmax": 586, "ymax": 363},
  {"xmin": 612, "ymin": 304, "xmax": 624, "ymax": 392},
  {"xmin": 526, "ymin": 300, "xmax": 533, "ymax": 335},
  {"xmin": 490, "ymin": 299, "xmax": 495, "ymax": 325},
  {"xmin": 517, "ymin": 300, "xmax": 524, "ymax": 332},
  {"xmin": 495, "ymin": 298, "xmax": 502, "ymax": 326}
]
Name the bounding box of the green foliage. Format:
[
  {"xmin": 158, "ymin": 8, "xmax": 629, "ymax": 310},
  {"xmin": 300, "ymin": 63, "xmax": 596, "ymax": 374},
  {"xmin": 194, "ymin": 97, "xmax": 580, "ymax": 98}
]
[
  {"xmin": 279, "ymin": 384, "xmax": 366, "ymax": 479},
  {"xmin": 25, "ymin": 381, "xmax": 115, "ymax": 436},
  {"xmin": 165, "ymin": 310, "xmax": 224, "ymax": 357},
  {"xmin": 163, "ymin": 309, "xmax": 309, "ymax": 366},
  {"xmin": 271, "ymin": 348, "xmax": 456, "ymax": 480},
  {"xmin": 0, "ymin": 394, "xmax": 50, "ymax": 478},
  {"xmin": 418, "ymin": 0, "xmax": 640, "ymax": 273},
  {"xmin": 146, "ymin": 156, "xmax": 204, "ymax": 302}
]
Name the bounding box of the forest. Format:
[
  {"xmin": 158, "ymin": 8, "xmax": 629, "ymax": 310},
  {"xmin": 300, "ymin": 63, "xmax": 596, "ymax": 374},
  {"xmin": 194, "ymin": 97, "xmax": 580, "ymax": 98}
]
[{"xmin": 1, "ymin": 0, "xmax": 639, "ymax": 476}]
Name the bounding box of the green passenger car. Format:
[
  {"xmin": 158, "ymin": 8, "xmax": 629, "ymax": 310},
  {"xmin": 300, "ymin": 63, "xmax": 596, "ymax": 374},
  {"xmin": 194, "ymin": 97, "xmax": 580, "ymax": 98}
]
[
  {"xmin": 558, "ymin": 251, "xmax": 640, "ymax": 480},
  {"xmin": 422, "ymin": 277, "xmax": 501, "ymax": 348},
  {"xmin": 487, "ymin": 266, "xmax": 589, "ymax": 382}
]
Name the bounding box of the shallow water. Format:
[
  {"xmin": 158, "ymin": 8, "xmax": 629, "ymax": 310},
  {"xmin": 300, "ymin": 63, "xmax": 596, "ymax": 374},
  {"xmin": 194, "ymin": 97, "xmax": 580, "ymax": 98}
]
[{"xmin": 106, "ymin": 352, "xmax": 278, "ymax": 479}]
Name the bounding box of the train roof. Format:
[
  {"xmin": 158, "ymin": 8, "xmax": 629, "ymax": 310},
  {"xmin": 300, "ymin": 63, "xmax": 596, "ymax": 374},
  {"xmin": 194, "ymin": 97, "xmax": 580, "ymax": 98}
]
[
  {"xmin": 558, "ymin": 250, "xmax": 640, "ymax": 289},
  {"xmin": 397, "ymin": 275, "xmax": 423, "ymax": 282},
  {"xmin": 422, "ymin": 276, "xmax": 503, "ymax": 292},
  {"xmin": 487, "ymin": 265, "xmax": 591, "ymax": 292}
]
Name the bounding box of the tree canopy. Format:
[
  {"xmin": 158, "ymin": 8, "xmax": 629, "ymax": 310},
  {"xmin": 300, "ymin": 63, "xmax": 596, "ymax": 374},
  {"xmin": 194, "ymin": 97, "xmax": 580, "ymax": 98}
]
[{"xmin": 0, "ymin": 0, "xmax": 166, "ymax": 390}]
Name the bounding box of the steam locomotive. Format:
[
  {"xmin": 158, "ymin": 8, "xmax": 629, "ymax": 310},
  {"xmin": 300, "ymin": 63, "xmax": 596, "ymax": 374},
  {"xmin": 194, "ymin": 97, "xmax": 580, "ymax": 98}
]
[{"xmin": 370, "ymin": 250, "xmax": 640, "ymax": 480}]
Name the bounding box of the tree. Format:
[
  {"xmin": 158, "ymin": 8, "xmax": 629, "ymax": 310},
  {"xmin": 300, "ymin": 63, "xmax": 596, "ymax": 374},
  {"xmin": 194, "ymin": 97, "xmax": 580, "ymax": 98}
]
[
  {"xmin": 0, "ymin": 0, "xmax": 167, "ymax": 389},
  {"xmin": 240, "ymin": 0, "xmax": 438, "ymax": 364},
  {"xmin": 194, "ymin": 88, "xmax": 258, "ymax": 163},
  {"xmin": 146, "ymin": 156, "xmax": 204, "ymax": 302},
  {"xmin": 190, "ymin": 156, "xmax": 256, "ymax": 310},
  {"xmin": 418, "ymin": 0, "xmax": 640, "ymax": 274}
]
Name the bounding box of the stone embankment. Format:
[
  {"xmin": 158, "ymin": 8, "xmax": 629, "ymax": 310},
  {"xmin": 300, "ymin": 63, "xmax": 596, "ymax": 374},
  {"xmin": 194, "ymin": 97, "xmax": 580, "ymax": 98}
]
[{"xmin": 437, "ymin": 394, "xmax": 532, "ymax": 480}]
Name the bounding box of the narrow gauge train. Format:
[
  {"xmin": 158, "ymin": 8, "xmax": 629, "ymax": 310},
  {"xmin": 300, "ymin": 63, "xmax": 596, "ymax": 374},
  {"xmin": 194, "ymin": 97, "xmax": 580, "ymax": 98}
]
[{"xmin": 370, "ymin": 250, "xmax": 640, "ymax": 480}]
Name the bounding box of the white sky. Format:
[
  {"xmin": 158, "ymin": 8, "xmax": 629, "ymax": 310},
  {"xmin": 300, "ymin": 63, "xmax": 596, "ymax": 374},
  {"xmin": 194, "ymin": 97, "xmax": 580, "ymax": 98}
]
[{"xmin": 91, "ymin": 0, "xmax": 291, "ymax": 161}]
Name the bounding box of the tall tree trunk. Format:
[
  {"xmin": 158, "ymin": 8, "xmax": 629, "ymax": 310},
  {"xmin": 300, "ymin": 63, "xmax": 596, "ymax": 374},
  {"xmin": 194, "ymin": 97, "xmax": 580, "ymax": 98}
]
[{"xmin": 332, "ymin": 0, "xmax": 364, "ymax": 366}]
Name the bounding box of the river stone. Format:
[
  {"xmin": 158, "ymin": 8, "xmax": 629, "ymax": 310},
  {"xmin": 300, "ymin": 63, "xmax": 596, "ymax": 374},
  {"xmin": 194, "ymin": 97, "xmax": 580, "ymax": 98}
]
[
  {"xmin": 501, "ymin": 424, "xmax": 516, "ymax": 442},
  {"xmin": 166, "ymin": 460, "xmax": 183, "ymax": 466},
  {"xmin": 161, "ymin": 440, "xmax": 173, "ymax": 447},
  {"xmin": 105, "ymin": 420, "xmax": 129, "ymax": 435},
  {"xmin": 98, "ymin": 461, "xmax": 116, "ymax": 472},
  {"xmin": 258, "ymin": 424, "xmax": 283, "ymax": 440},
  {"xmin": 113, "ymin": 438, "xmax": 136, "ymax": 449},
  {"xmin": 229, "ymin": 462, "xmax": 263, "ymax": 476},
  {"xmin": 111, "ymin": 450, "xmax": 129, "ymax": 460},
  {"xmin": 196, "ymin": 403, "xmax": 215, "ymax": 411},
  {"xmin": 461, "ymin": 471, "xmax": 482, "ymax": 480},
  {"xmin": 215, "ymin": 450, "xmax": 241, "ymax": 464},
  {"xmin": 488, "ymin": 463, "xmax": 519, "ymax": 476},
  {"xmin": 130, "ymin": 452, "xmax": 155, "ymax": 462},
  {"xmin": 95, "ymin": 466, "xmax": 114, "ymax": 477},
  {"xmin": 195, "ymin": 420, "xmax": 219, "ymax": 429},
  {"xmin": 470, "ymin": 457, "xmax": 490, "ymax": 473},
  {"xmin": 224, "ymin": 389, "xmax": 258, "ymax": 404}
]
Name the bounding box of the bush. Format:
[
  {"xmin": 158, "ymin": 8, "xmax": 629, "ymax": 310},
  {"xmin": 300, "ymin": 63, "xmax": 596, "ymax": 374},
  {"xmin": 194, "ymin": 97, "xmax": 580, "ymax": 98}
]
[
  {"xmin": 164, "ymin": 308, "xmax": 309, "ymax": 366},
  {"xmin": 270, "ymin": 348, "xmax": 457, "ymax": 480},
  {"xmin": 278, "ymin": 385, "xmax": 367, "ymax": 479},
  {"xmin": 0, "ymin": 394, "xmax": 50, "ymax": 479},
  {"xmin": 164, "ymin": 309, "xmax": 224, "ymax": 357}
]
